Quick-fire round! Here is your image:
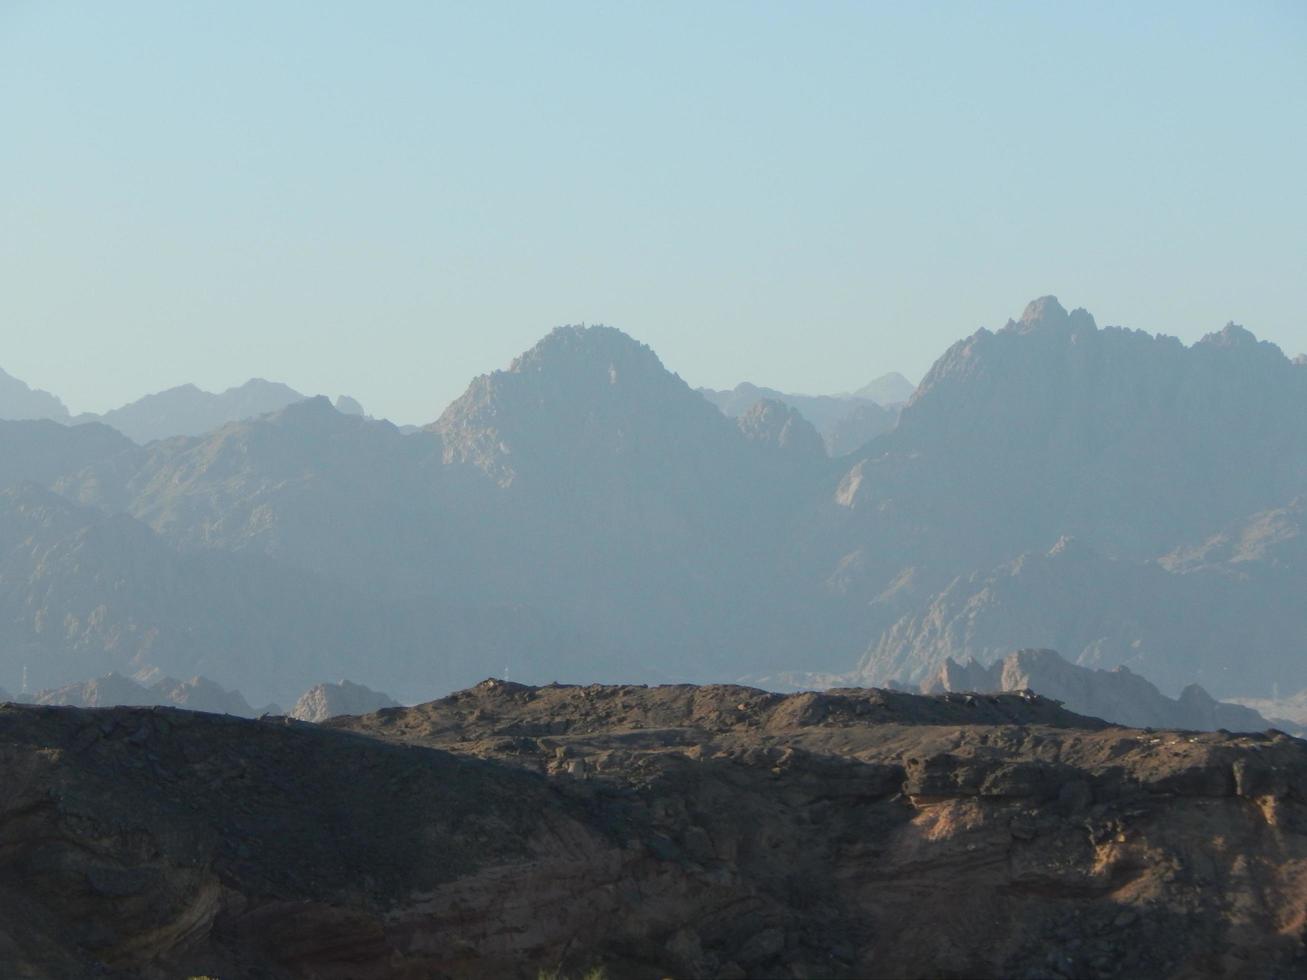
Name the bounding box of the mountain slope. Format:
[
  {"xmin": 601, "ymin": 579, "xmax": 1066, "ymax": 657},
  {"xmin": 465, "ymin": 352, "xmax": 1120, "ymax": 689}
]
[
  {"xmin": 6, "ymin": 688, "xmax": 1307, "ymax": 977},
  {"xmin": 854, "ymin": 499, "xmax": 1307, "ymax": 699},
  {"xmin": 0, "ymin": 482, "xmax": 589, "ymax": 705},
  {"xmin": 809, "ymin": 297, "xmax": 1307, "ymax": 671},
  {"xmin": 0, "ymin": 367, "xmax": 69, "ymax": 421},
  {"xmin": 0, "ymin": 419, "xmax": 134, "ymax": 490}
]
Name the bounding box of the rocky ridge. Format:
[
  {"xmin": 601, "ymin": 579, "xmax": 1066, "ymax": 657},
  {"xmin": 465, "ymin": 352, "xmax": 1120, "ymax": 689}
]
[
  {"xmin": 919, "ymin": 649, "xmax": 1275, "ymax": 733},
  {"xmin": 3, "ymin": 681, "xmax": 1307, "ymax": 978}
]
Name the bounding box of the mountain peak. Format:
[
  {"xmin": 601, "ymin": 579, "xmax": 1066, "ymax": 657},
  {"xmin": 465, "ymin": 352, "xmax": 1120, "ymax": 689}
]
[
  {"xmin": 1198, "ymin": 322, "xmax": 1259, "ymax": 349},
  {"xmin": 512, "ymin": 324, "xmax": 665, "ymax": 378},
  {"xmin": 1019, "ymin": 295, "xmax": 1069, "ymax": 328},
  {"xmin": 1004, "ymin": 295, "xmax": 1097, "ymax": 336},
  {"xmin": 850, "ymin": 372, "xmax": 916, "ymax": 405}
]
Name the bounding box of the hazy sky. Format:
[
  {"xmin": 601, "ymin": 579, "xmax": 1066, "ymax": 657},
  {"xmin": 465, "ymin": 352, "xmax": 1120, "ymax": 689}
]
[{"xmin": 2, "ymin": 2, "xmax": 1304, "ymax": 423}]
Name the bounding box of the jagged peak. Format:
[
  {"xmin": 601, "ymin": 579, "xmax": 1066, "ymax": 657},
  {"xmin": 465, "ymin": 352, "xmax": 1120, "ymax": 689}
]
[
  {"xmin": 510, "ymin": 324, "xmax": 666, "ymax": 377},
  {"xmin": 1004, "ymin": 296, "xmax": 1097, "ymax": 336},
  {"xmin": 1199, "ymin": 322, "xmax": 1257, "ymax": 348},
  {"xmin": 1020, "ymin": 295, "xmax": 1068, "ymax": 327},
  {"xmin": 1196, "ymin": 321, "xmax": 1284, "ymax": 354}
]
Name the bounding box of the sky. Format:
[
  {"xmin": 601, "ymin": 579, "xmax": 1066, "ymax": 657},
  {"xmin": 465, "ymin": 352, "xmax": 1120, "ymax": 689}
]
[{"xmin": 2, "ymin": 2, "xmax": 1304, "ymax": 424}]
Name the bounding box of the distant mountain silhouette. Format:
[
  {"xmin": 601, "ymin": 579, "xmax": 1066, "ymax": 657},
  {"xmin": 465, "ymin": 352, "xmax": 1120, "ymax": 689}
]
[
  {"xmin": 0, "ymin": 367, "xmax": 70, "ymax": 422},
  {"xmin": 0, "ymin": 481, "xmax": 588, "ymax": 705},
  {"xmin": 852, "ymin": 500, "xmax": 1307, "ymax": 699},
  {"xmin": 4, "ymin": 300, "xmax": 1306, "ymax": 708},
  {"xmin": 811, "ymin": 297, "xmax": 1307, "ymax": 663},
  {"xmin": 849, "ymin": 371, "xmax": 916, "ymax": 405},
  {"xmin": 920, "ymin": 648, "xmax": 1274, "ymax": 732},
  {"xmin": 28, "ymin": 671, "xmax": 263, "ymax": 716},
  {"xmin": 699, "ymin": 380, "xmax": 901, "ymax": 455},
  {"xmin": 73, "ymin": 378, "xmax": 310, "ymax": 443}
]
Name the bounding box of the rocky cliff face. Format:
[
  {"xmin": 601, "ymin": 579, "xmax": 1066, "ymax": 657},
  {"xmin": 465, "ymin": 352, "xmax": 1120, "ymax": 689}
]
[
  {"xmin": 290, "ymin": 680, "xmax": 400, "ymax": 722},
  {"xmin": 3, "ymin": 682, "xmax": 1306, "ymax": 979},
  {"xmin": 920, "ymin": 649, "xmax": 1274, "ymax": 732}
]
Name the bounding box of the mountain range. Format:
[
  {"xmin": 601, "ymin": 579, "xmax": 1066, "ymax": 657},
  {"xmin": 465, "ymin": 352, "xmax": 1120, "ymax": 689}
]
[
  {"xmin": 1, "ymin": 298, "xmax": 1304, "ymax": 712},
  {"xmin": 0, "ymin": 373, "xmax": 366, "ymax": 444}
]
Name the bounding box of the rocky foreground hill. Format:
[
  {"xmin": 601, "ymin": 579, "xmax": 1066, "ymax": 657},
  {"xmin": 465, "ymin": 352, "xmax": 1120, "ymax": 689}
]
[{"xmin": 4, "ymin": 681, "xmax": 1307, "ymax": 979}]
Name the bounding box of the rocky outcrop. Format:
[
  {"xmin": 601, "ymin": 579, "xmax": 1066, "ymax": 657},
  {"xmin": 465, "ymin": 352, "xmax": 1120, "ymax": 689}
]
[
  {"xmin": 922, "ymin": 649, "xmax": 1275, "ymax": 732},
  {"xmin": 290, "ymin": 680, "xmax": 400, "ymax": 722},
  {"xmin": 3, "ymin": 682, "xmax": 1307, "ymax": 979}
]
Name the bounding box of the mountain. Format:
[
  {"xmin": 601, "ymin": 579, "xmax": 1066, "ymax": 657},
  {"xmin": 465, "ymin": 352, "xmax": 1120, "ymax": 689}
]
[
  {"xmin": 9, "ymin": 301, "xmax": 1307, "ymax": 707},
  {"xmin": 849, "ymin": 370, "xmax": 916, "ymax": 405},
  {"xmin": 6, "ymin": 686, "xmax": 1307, "ymax": 977},
  {"xmin": 424, "ymin": 325, "xmax": 827, "ymax": 677},
  {"xmin": 699, "ymin": 381, "xmax": 900, "ymax": 455},
  {"xmin": 921, "ymin": 648, "xmax": 1274, "ymax": 732},
  {"xmin": 1230, "ymin": 688, "xmax": 1307, "ymax": 728},
  {"xmin": 0, "ymin": 418, "xmax": 133, "ymax": 490},
  {"xmin": 0, "ymin": 481, "xmax": 590, "ymax": 705},
  {"xmin": 58, "ymin": 396, "xmax": 455, "ymax": 596},
  {"xmin": 853, "ymin": 505, "xmax": 1307, "ymax": 700},
  {"xmin": 808, "ymin": 298, "xmax": 1307, "ymax": 676},
  {"xmin": 735, "ymin": 398, "xmax": 826, "ymax": 461},
  {"xmin": 0, "ymin": 366, "xmax": 69, "ymax": 421},
  {"xmin": 29, "ymin": 671, "xmax": 261, "ymax": 716},
  {"xmin": 290, "ymin": 680, "xmax": 400, "ymax": 722},
  {"xmin": 880, "ymin": 299, "xmax": 1307, "ymax": 559},
  {"xmin": 75, "ymin": 378, "xmax": 309, "ymax": 443}
]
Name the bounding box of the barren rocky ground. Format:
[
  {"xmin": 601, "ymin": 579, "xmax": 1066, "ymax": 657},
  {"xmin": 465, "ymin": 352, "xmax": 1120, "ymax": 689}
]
[{"xmin": 3, "ymin": 681, "xmax": 1307, "ymax": 978}]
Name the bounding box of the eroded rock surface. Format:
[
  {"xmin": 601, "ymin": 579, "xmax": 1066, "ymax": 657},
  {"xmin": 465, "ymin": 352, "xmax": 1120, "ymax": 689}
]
[
  {"xmin": 290, "ymin": 680, "xmax": 400, "ymax": 722},
  {"xmin": 2, "ymin": 681, "xmax": 1307, "ymax": 979}
]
